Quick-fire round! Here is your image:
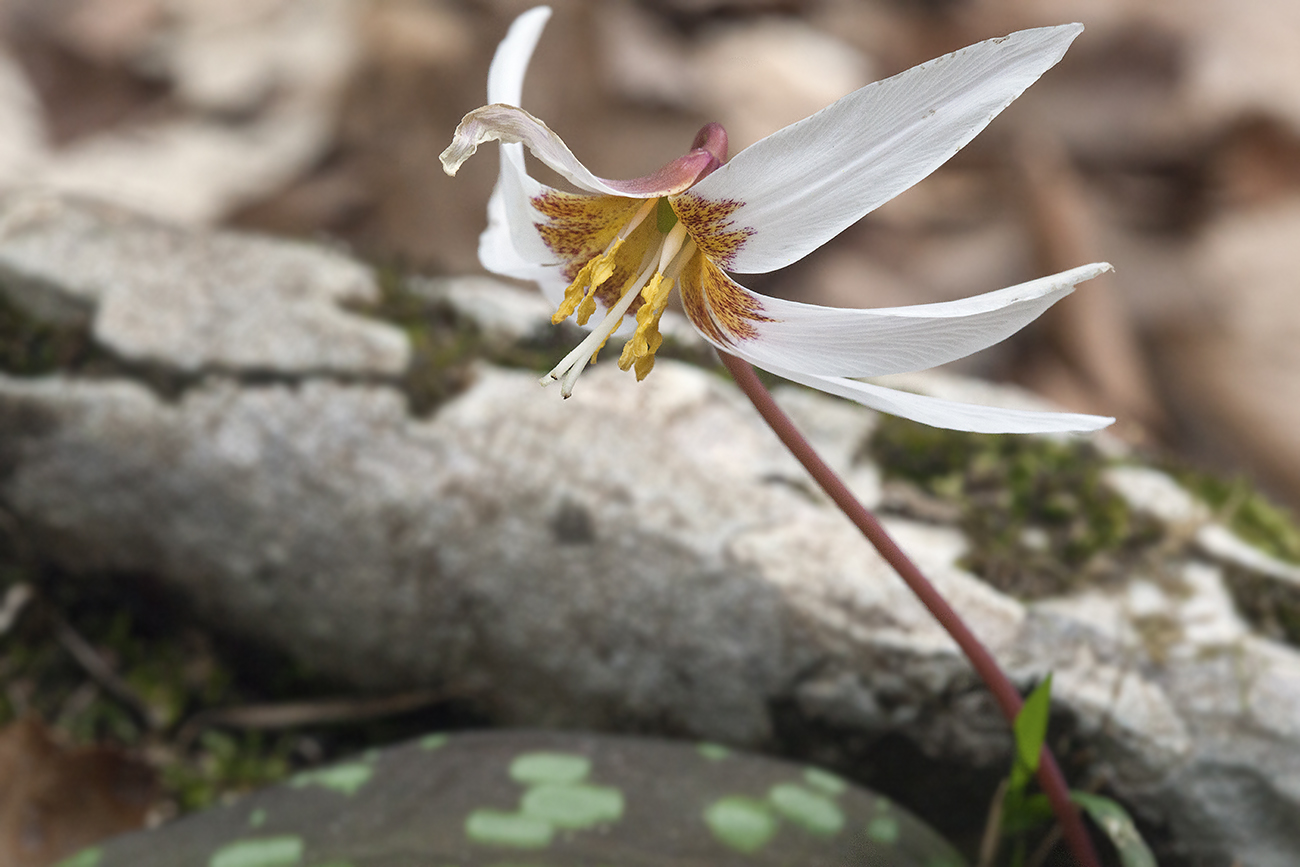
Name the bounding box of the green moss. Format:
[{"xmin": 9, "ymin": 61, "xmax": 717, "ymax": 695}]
[
  {"xmin": 1172, "ymin": 469, "xmax": 1300, "ymax": 565},
  {"xmin": 1222, "ymin": 566, "xmax": 1300, "ymax": 646},
  {"xmin": 0, "ymin": 288, "xmax": 96, "ymax": 375},
  {"xmin": 866, "ymin": 416, "xmax": 1163, "ymax": 598},
  {"xmin": 0, "ymin": 281, "xmax": 193, "ymax": 398},
  {"xmin": 1163, "ymin": 467, "xmax": 1300, "ymax": 647}
]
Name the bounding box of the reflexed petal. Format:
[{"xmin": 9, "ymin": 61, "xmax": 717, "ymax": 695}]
[
  {"xmin": 757, "ymin": 362, "xmax": 1114, "ymax": 433},
  {"xmin": 699, "ymin": 263, "xmax": 1113, "ymax": 377},
  {"xmin": 686, "ymin": 25, "xmax": 1083, "ymax": 273},
  {"xmin": 442, "ymin": 104, "xmax": 720, "ymax": 198}
]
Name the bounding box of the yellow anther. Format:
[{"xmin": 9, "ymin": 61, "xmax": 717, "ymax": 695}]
[
  {"xmin": 574, "ymin": 293, "xmax": 598, "ymax": 326},
  {"xmin": 551, "ymin": 239, "xmax": 624, "ymax": 326},
  {"xmin": 618, "ymin": 272, "xmax": 674, "ymax": 378}
]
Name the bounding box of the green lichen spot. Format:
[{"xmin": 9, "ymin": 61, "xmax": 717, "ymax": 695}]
[
  {"xmin": 466, "ymin": 810, "xmax": 554, "ymax": 849},
  {"xmin": 55, "ymin": 849, "xmax": 102, "ymax": 867},
  {"xmin": 704, "ymin": 797, "xmax": 778, "ymax": 853},
  {"xmin": 421, "ymin": 733, "xmax": 450, "ymax": 750},
  {"xmin": 802, "ymin": 767, "xmax": 847, "ymax": 795},
  {"xmin": 866, "ymin": 815, "xmax": 901, "ymax": 844},
  {"xmin": 209, "ymin": 836, "xmax": 304, "ymax": 867},
  {"xmin": 312, "ymin": 863, "xmax": 357, "ymax": 867},
  {"xmin": 509, "ymin": 752, "xmax": 590, "ymax": 785},
  {"xmin": 521, "ymin": 783, "xmax": 625, "ymax": 829},
  {"xmin": 768, "ymin": 783, "xmax": 844, "ymax": 836},
  {"xmin": 290, "ymin": 762, "xmax": 373, "ymax": 796},
  {"xmin": 249, "ymin": 808, "xmax": 267, "ymax": 828},
  {"xmin": 696, "ymin": 743, "xmax": 731, "ymax": 761}
]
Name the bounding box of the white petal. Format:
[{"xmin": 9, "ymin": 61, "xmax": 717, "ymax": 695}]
[
  {"xmin": 718, "ymin": 263, "xmax": 1112, "ymax": 377},
  {"xmin": 439, "ymin": 103, "xmax": 604, "ymax": 194},
  {"xmin": 477, "ymin": 8, "xmax": 560, "ymax": 275},
  {"xmin": 479, "ymin": 141, "xmax": 559, "ymax": 273},
  {"xmin": 687, "ymin": 25, "xmax": 1083, "ymax": 273},
  {"xmin": 755, "ymin": 361, "xmax": 1114, "ymax": 434},
  {"xmin": 488, "ymin": 6, "xmax": 551, "ymax": 107},
  {"xmin": 444, "ymin": 102, "xmax": 721, "ymax": 198}
]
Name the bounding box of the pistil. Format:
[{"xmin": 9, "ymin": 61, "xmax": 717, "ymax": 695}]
[{"xmin": 541, "ymin": 219, "xmax": 692, "ymax": 396}]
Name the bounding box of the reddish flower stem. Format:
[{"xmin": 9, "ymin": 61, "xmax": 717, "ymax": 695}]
[{"xmin": 719, "ymin": 352, "xmax": 1101, "ymax": 867}]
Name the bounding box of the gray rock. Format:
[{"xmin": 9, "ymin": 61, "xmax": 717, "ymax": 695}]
[
  {"xmin": 0, "ymin": 191, "xmax": 408, "ymax": 374},
  {"xmin": 2, "ymin": 196, "xmax": 1299, "ymax": 866},
  {"xmin": 88, "ymin": 730, "xmax": 965, "ymax": 867},
  {"xmin": 0, "ymin": 0, "xmax": 355, "ymax": 223}
]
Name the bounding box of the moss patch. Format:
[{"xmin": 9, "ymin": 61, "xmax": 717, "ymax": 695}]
[
  {"xmin": 1222, "ymin": 567, "xmax": 1300, "ymax": 646},
  {"xmin": 0, "ymin": 282, "xmax": 195, "ymax": 398},
  {"xmin": 1172, "ymin": 469, "xmax": 1300, "ymax": 565},
  {"xmin": 1165, "ymin": 467, "xmax": 1300, "ymax": 647},
  {"xmin": 865, "ymin": 416, "xmax": 1163, "ymax": 599},
  {"xmin": 0, "ymin": 287, "xmax": 98, "ymax": 376}
]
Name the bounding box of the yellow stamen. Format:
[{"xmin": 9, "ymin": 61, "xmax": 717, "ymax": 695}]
[
  {"xmin": 617, "ymin": 272, "xmax": 674, "ymax": 378},
  {"xmin": 551, "ymin": 238, "xmax": 624, "ymax": 326}
]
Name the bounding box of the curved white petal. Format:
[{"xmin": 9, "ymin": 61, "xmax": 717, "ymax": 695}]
[
  {"xmin": 477, "ymin": 7, "xmax": 559, "ymax": 274},
  {"xmin": 715, "ymin": 263, "xmax": 1112, "ymax": 377},
  {"xmin": 479, "ymin": 143, "xmax": 559, "ymax": 272},
  {"xmin": 755, "ymin": 361, "xmax": 1114, "ymax": 433},
  {"xmin": 441, "ymin": 105, "xmax": 608, "ymax": 194},
  {"xmin": 443, "ymin": 104, "xmax": 718, "ymax": 198},
  {"xmin": 687, "ymin": 25, "xmax": 1083, "ymax": 273},
  {"xmin": 488, "ymin": 6, "xmax": 551, "ymax": 107}
]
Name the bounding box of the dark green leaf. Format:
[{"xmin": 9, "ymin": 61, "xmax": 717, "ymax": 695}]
[{"xmin": 1000, "ymin": 792, "xmax": 1054, "ymax": 834}]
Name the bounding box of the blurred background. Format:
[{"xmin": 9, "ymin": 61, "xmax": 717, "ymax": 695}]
[{"xmin": 0, "ymin": 0, "xmax": 1297, "ymax": 504}]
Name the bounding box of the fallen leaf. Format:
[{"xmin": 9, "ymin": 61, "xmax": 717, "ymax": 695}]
[{"xmin": 0, "ymin": 718, "xmax": 155, "ymax": 867}]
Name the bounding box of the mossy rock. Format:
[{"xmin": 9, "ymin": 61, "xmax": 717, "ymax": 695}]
[
  {"xmin": 72, "ymin": 730, "xmax": 964, "ymax": 867},
  {"xmin": 867, "ymin": 415, "xmax": 1163, "ymax": 599}
]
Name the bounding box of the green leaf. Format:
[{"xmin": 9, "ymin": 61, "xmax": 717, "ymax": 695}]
[
  {"xmin": 1072, "ymin": 792, "xmax": 1156, "ymax": 867},
  {"xmin": 1009, "ymin": 674, "xmax": 1052, "ymax": 792},
  {"xmin": 1000, "ymin": 793, "xmax": 1054, "ymax": 835}
]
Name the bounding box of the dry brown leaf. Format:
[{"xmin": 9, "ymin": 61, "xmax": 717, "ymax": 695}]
[{"xmin": 0, "ymin": 719, "xmax": 155, "ymax": 867}]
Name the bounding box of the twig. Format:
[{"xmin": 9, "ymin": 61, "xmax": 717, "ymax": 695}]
[
  {"xmin": 719, "ymin": 352, "xmax": 1101, "ymax": 867},
  {"xmin": 977, "ymin": 777, "xmax": 1009, "ymax": 867},
  {"xmin": 52, "ymin": 612, "xmax": 161, "ymax": 730},
  {"xmin": 177, "ymin": 689, "xmax": 452, "ymax": 747},
  {"xmin": 0, "ymin": 583, "xmax": 33, "ymax": 636}
]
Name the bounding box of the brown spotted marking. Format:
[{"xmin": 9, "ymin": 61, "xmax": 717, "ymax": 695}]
[
  {"xmin": 670, "ymin": 194, "xmax": 755, "ymax": 270},
  {"xmin": 678, "ymin": 251, "xmax": 774, "ymax": 346},
  {"xmin": 533, "ymin": 191, "xmax": 642, "ymax": 280}
]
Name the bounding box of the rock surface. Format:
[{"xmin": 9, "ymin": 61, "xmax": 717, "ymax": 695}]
[
  {"xmin": 0, "ymin": 0, "xmax": 355, "ymax": 224},
  {"xmin": 0, "ymin": 191, "xmax": 407, "ymax": 374},
  {"xmin": 82, "ymin": 730, "xmax": 964, "ymax": 867},
  {"xmin": 2, "ymin": 196, "xmax": 1299, "ymax": 866}
]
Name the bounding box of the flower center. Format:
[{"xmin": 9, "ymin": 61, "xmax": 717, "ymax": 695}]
[{"xmin": 541, "ymin": 197, "xmax": 696, "ymax": 396}]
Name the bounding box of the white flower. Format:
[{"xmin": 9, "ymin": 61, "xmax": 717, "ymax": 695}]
[{"xmin": 440, "ymin": 6, "xmax": 1113, "ymax": 434}]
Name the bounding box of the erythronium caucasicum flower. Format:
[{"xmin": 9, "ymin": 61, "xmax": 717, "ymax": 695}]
[{"xmin": 440, "ymin": 6, "xmax": 1115, "ymax": 434}]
